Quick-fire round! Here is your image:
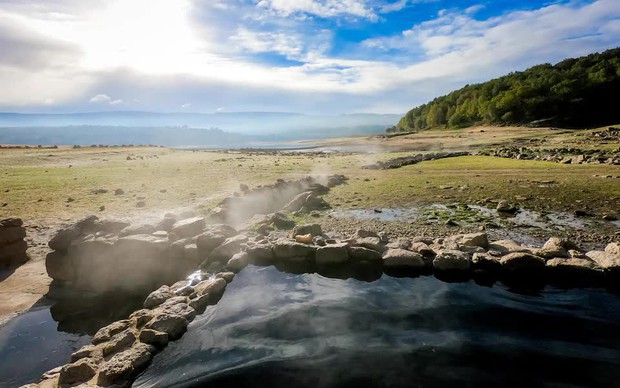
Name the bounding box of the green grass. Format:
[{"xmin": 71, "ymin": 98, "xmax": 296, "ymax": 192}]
[{"xmin": 1, "ymin": 146, "xmax": 618, "ymax": 224}]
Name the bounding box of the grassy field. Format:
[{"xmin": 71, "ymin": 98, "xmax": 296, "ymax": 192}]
[{"xmin": 1, "ymin": 131, "xmax": 618, "ymax": 226}]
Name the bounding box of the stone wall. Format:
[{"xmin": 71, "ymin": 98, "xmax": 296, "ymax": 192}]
[
  {"xmin": 0, "ymin": 218, "xmax": 28, "ymax": 268},
  {"xmin": 45, "ymin": 175, "xmax": 346, "ymax": 295}
]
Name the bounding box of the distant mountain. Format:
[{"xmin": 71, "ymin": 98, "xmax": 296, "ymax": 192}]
[
  {"xmin": 0, "ymin": 111, "xmax": 400, "ymax": 137},
  {"xmin": 0, "ymin": 123, "xmax": 392, "ymax": 147},
  {"xmin": 392, "ymin": 47, "xmax": 620, "ymax": 133}
]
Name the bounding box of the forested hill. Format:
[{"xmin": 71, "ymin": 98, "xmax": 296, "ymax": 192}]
[{"xmin": 391, "ymin": 47, "xmax": 620, "ymax": 133}]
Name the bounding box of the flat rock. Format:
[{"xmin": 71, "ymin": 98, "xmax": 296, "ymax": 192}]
[
  {"xmin": 315, "ymin": 243, "xmax": 349, "ymax": 265},
  {"xmin": 145, "ymin": 313, "xmax": 189, "ymax": 340},
  {"xmin": 488, "ymin": 240, "xmax": 532, "ymax": 254},
  {"xmin": 58, "ymin": 357, "xmax": 98, "ymax": 386},
  {"xmin": 382, "ymin": 249, "xmax": 425, "ymax": 268},
  {"xmin": 499, "ymin": 252, "xmax": 545, "ymax": 272},
  {"xmin": 245, "ymin": 244, "xmax": 275, "ymax": 265},
  {"xmin": 139, "ymin": 329, "xmax": 169, "ymax": 348},
  {"xmin": 348, "ymin": 246, "xmax": 382, "ymax": 263},
  {"xmin": 433, "ymin": 250, "xmax": 471, "ymax": 271},
  {"xmin": 170, "ymin": 217, "xmax": 205, "ymax": 238},
  {"xmin": 97, "ymin": 343, "xmax": 155, "ymax": 386},
  {"xmin": 292, "ymin": 224, "xmax": 322, "ymax": 238},
  {"xmin": 273, "ymin": 240, "xmax": 315, "ymax": 259},
  {"xmin": 448, "ymin": 232, "xmax": 488, "ymax": 248},
  {"xmin": 546, "ymin": 257, "xmax": 602, "ymax": 274}
]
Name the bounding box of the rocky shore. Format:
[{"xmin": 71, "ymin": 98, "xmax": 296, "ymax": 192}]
[{"xmin": 26, "ymin": 208, "xmax": 620, "ymax": 387}]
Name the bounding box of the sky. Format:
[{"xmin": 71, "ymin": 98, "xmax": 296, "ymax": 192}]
[{"xmin": 0, "ymin": 0, "xmax": 619, "ymax": 115}]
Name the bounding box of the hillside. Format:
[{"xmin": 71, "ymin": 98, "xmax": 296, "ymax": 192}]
[{"xmin": 392, "ymin": 47, "xmax": 620, "ymax": 133}]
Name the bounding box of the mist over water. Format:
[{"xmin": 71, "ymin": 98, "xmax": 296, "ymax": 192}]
[{"xmin": 134, "ymin": 266, "xmax": 620, "ymax": 388}]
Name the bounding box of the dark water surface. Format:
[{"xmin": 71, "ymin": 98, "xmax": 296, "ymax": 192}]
[
  {"xmin": 135, "ymin": 266, "xmax": 620, "ymax": 388},
  {"xmin": 0, "ymin": 294, "xmax": 145, "ymax": 387}
]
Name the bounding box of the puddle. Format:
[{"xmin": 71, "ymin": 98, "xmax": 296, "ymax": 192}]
[{"xmin": 330, "ymin": 204, "xmax": 596, "ymax": 232}]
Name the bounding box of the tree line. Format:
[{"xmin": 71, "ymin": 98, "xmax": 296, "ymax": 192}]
[{"xmin": 391, "ymin": 47, "xmax": 620, "ymax": 133}]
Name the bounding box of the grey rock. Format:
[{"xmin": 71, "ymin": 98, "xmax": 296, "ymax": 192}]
[
  {"xmin": 500, "ymin": 252, "xmax": 545, "ymax": 272},
  {"xmin": 273, "ymin": 240, "xmax": 315, "ymax": 259},
  {"xmin": 227, "ymin": 251, "xmax": 250, "ymax": 273},
  {"xmin": 171, "ymin": 217, "xmax": 205, "ymax": 238},
  {"xmin": 97, "ymin": 343, "xmax": 155, "ymax": 386},
  {"xmin": 92, "ymin": 320, "xmax": 132, "ymax": 345},
  {"xmin": 315, "ymin": 243, "xmax": 349, "ymax": 265},
  {"xmin": 58, "ymin": 358, "xmax": 98, "ymax": 386},
  {"xmin": 144, "ymin": 285, "xmax": 173, "ymax": 309},
  {"xmin": 433, "ymin": 250, "xmax": 471, "ymax": 271},
  {"xmin": 383, "ymin": 249, "xmax": 425, "ymax": 268},
  {"xmin": 348, "ymin": 246, "xmax": 382, "ymax": 263},
  {"xmin": 140, "ymin": 329, "xmax": 169, "ymax": 348}
]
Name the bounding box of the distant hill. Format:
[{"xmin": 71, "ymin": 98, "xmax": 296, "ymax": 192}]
[
  {"xmin": 0, "ymin": 123, "xmax": 391, "ymax": 147},
  {"xmin": 0, "ymin": 111, "xmax": 400, "ymax": 137},
  {"xmin": 392, "ymin": 47, "xmax": 620, "ymax": 133}
]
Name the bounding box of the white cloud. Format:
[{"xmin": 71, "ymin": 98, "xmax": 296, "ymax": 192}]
[
  {"xmin": 89, "ymin": 94, "xmax": 112, "ymax": 103},
  {"xmin": 181, "ymin": 103, "xmax": 192, "ymax": 109},
  {"xmin": 257, "ymin": 0, "xmax": 378, "ymax": 21},
  {"xmin": 0, "ymin": 0, "xmax": 618, "ymax": 114}
]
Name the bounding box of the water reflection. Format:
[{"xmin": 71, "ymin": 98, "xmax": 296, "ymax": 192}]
[{"xmin": 135, "ymin": 266, "xmax": 620, "ymax": 388}]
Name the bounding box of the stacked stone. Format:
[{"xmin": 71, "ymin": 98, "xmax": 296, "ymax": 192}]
[
  {"xmin": 31, "ymin": 220, "xmax": 620, "ymax": 387},
  {"xmin": 0, "ymin": 218, "xmax": 28, "ymax": 268},
  {"xmin": 32, "ymin": 274, "xmax": 230, "ymax": 387}
]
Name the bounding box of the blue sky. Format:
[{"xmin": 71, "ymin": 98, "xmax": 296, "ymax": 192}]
[{"xmin": 0, "ymin": 0, "xmax": 618, "ymax": 114}]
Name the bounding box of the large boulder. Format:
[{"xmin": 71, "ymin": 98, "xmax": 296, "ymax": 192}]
[
  {"xmin": 144, "ymin": 285, "xmax": 174, "ymax": 309},
  {"xmin": 196, "ymin": 232, "xmax": 227, "ymax": 255},
  {"xmin": 245, "ymin": 244, "xmax": 275, "ymax": 265},
  {"xmin": 282, "ymin": 191, "xmax": 314, "ymax": 212},
  {"xmin": 208, "ymin": 235, "xmax": 248, "ymax": 263},
  {"xmin": 546, "ymin": 257, "xmax": 602, "ymax": 276},
  {"xmin": 382, "ymin": 249, "xmax": 425, "ymax": 269},
  {"xmin": 272, "ymin": 240, "xmax": 315, "ymax": 260},
  {"xmin": 586, "ymin": 250, "xmax": 620, "ymax": 274},
  {"xmin": 471, "ymin": 252, "xmax": 501, "ymax": 271},
  {"xmin": 355, "ymin": 237, "xmax": 385, "ymax": 252},
  {"xmin": 348, "ymin": 246, "xmax": 383, "ymax": 263},
  {"xmin": 499, "ymin": 252, "xmax": 545, "ymax": 272},
  {"xmin": 605, "ymin": 242, "xmax": 620, "ymax": 256},
  {"xmin": 315, "ymin": 243, "xmax": 349, "ymax": 265},
  {"xmin": 58, "ymin": 358, "xmax": 98, "ymax": 386},
  {"xmin": 292, "ymin": 224, "xmax": 323, "ymax": 238},
  {"xmin": 0, "ymin": 225, "xmax": 26, "ymax": 246},
  {"xmin": 48, "ymin": 215, "xmax": 98, "ymax": 251},
  {"xmin": 170, "ymin": 217, "xmax": 205, "ymax": 239},
  {"xmin": 97, "ymin": 343, "xmax": 155, "ymax": 386},
  {"xmin": 488, "ymin": 240, "xmax": 532, "ymax": 254},
  {"xmin": 447, "ymin": 233, "xmax": 488, "ymax": 248},
  {"xmin": 433, "ymin": 250, "xmax": 471, "ymax": 271},
  {"xmin": 226, "ymin": 252, "xmax": 250, "ymax": 273},
  {"xmin": 145, "ymin": 313, "xmax": 189, "ymax": 340},
  {"xmin": 536, "ymin": 237, "xmax": 570, "ymax": 258}
]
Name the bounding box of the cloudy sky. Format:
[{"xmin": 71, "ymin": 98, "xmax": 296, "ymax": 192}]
[{"xmin": 1, "ymin": 0, "xmax": 619, "ymax": 114}]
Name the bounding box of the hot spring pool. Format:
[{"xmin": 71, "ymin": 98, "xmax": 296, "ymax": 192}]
[{"xmin": 133, "ymin": 266, "xmax": 620, "ymax": 387}]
